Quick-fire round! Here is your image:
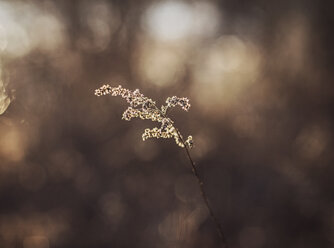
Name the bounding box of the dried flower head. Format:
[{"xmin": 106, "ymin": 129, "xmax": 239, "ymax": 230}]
[
  {"xmin": 95, "ymin": 85, "xmax": 228, "ymax": 245},
  {"xmin": 95, "ymin": 84, "xmax": 193, "ymax": 149}
]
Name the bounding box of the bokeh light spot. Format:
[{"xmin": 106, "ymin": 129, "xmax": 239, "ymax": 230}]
[
  {"xmin": 0, "ymin": 2, "xmax": 66, "ymax": 57},
  {"xmin": 143, "ymin": 1, "xmax": 193, "ymax": 41},
  {"xmin": 142, "ymin": 1, "xmax": 220, "ymax": 42},
  {"xmin": 0, "ymin": 120, "xmax": 26, "ymax": 162},
  {"xmin": 134, "ymin": 40, "xmax": 186, "ymax": 87},
  {"xmin": 191, "ymin": 35, "xmax": 262, "ymax": 116},
  {"xmin": 23, "ymin": 235, "xmax": 49, "ymax": 248},
  {"xmin": 77, "ymin": 1, "xmax": 121, "ymax": 52},
  {"xmin": 294, "ymin": 125, "xmax": 329, "ymax": 161}
]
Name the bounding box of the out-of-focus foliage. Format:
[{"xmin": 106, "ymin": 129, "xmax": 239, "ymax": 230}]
[
  {"xmin": 0, "ymin": 82, "xmax": 10, "ymax": 115},
  {"xmin": 0, "ymin": 0, "xmax": 333, "ymax": 248},
  {"xmin": 0, "ymin": 64, "xmax": 10, "ymax": 115}
]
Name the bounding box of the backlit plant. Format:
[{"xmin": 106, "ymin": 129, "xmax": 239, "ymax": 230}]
[{"xmin": 95, "ymin": 84, "xmax": 228, "ymax": 247}]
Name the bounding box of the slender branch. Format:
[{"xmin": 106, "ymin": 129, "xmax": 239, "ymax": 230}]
[
  {"xmin": 175, "ymin": 129, "xmax": 229, "ymax": 248},
  {"xmin": 95, "ymin": 85, "xmax": 228, "ymax": 245},
  {"xmin": 152, "ymin": 103, "xmax": 228, "ymax": 247}
]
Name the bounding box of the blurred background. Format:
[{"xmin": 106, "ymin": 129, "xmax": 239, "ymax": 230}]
[{"xmin": 0, "ymin": 0, "xmax": 333, "ymax": 247}]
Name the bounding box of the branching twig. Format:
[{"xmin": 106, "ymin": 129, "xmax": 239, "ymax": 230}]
[{"xmin": 94, "ymin": 84, "xmax": 228, "ymax": 247}]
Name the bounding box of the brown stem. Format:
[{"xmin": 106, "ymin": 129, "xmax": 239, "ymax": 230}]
[
  {"xmin": 175, "ymin": 129, "xmax": 229, "ymax": 248},
  {"xmin": 153, "ymin": 104, "xmax": 228, "ymax": 247}
]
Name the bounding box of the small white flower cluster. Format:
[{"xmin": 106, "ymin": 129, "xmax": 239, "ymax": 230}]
[
  {"xmin": 95, "ymin": 84, "xmax": 154, "ymax": 108},
  {"xmin": 95, "ymin": 84, "xmax": 193, "ymax": 149},
  {"xmin": 166, "ymin": 96, "xmax": 191, "ymax": 111}
]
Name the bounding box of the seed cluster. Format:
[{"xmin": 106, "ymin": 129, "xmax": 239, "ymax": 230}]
[
  {"xmin": 95, "ymin": 84, "xmax": 193, "ymax": 148},
  {"xmin": 166, "ymin": 96, "xmax": 191, "ymax": 111}
]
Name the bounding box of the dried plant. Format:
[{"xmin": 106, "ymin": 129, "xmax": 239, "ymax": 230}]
[{"xmin": 95, "ymin": 84, "xmax": 228, "ymax": 247}]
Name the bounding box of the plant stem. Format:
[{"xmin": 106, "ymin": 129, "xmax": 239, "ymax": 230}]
[
  {"xmin": 175, "ymin": 129, "xmax": 229, "ymax": 248},
  {"xmin": 153, "ymin": 104, "xmax": 228, "ymax": 247}
]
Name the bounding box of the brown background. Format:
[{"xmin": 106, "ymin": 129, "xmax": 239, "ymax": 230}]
[{"xmin": 0, "ymin": 0, "xmax": 333, "ymax": 247}]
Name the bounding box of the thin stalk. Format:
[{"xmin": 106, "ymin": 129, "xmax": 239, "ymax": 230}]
[
  {"xmin": 175, "ymin": 128, "xmax": 229, "ymax": 248},
  {"xmin": 154, "ymin": 104, "xmax": 228, "ymax": 247}
]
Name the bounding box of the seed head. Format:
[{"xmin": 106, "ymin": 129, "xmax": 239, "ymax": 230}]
[{"xmin": 95, "ymin": 84, "xmax": 193, "ymax": 149}]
